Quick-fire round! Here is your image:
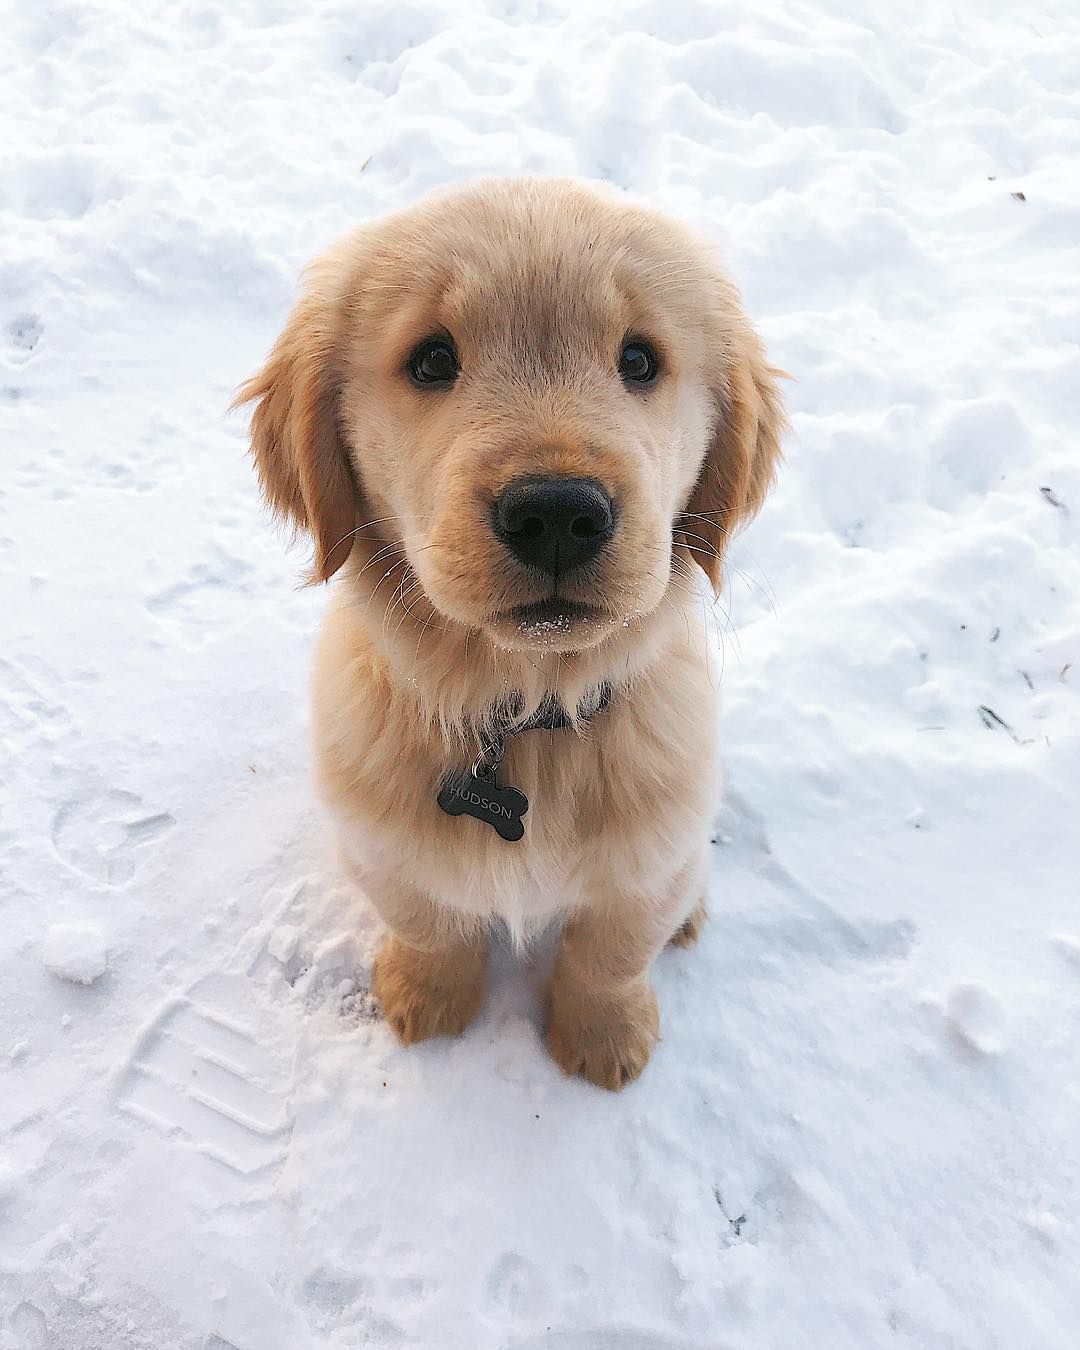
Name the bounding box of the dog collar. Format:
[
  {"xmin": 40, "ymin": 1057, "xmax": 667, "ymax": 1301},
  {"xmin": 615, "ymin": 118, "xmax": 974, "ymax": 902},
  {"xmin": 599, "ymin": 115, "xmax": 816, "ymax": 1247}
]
[
  {"xmin": 436, "ymin": 683, "xmax": 614, "ymax": 842},
  {"xmin": 500, "ymin": 682, "xmax": 613, "ymax": 733}
]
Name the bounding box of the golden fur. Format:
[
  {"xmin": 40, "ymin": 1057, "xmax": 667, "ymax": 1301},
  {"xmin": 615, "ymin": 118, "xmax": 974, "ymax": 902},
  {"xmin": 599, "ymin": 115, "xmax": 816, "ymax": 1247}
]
[{"xmin": 236, "ymin": 178, "xmax": 783, "ymax": 1089}]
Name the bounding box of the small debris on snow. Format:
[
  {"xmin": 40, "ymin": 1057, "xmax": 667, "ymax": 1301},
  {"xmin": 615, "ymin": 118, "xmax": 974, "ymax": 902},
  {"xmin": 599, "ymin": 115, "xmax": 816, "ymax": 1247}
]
[
  {"xmin": 42, "ymin": 922, "xmax": 109, "ymax": 986},
  {"xmin": 946, "ymin": 983, "xmax": 1009, "ymax": 1056},
  {"xmin": 1011, "ymin": 190, "xmax": 1027, "ymax": 201},
  {"xmin": 713, "ymin": 1187, "xmax": 749, "ymax": 1239},
  {"xmin": 977, "ymin": 705, "xmax": 1027, "ymax": 743},
  {"xmin": 267, "ymin": 923, "xmax": 302, "ymax": 964},
  {"xmin": 1039, "ymin": 485, "xmax": 1067, "ymax": 511}
]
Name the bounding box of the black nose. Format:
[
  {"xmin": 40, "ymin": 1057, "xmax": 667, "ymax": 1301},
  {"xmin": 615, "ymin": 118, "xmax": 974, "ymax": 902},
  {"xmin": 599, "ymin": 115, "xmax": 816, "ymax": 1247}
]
[{"xmin": 492, "ymin": 477, "xmax": 616, "ymax": 577}]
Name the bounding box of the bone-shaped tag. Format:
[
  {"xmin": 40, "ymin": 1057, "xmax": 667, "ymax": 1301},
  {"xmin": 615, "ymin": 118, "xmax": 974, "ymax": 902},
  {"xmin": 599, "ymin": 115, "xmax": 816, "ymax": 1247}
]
[{"xmin": 437, "ymin": 772, "xmax": 528, "ymax": 842}]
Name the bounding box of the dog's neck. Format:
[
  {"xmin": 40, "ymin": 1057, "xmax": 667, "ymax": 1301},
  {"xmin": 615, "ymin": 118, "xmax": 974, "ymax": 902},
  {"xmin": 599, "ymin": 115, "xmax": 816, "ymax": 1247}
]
[{"xmin": 336, "ymin": 534, "xmax": 703, "ymax": 741}]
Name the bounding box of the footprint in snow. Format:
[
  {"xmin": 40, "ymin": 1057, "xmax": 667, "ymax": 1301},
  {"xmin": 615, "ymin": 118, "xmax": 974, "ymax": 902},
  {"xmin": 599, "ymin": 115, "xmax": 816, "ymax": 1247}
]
[
  {"xmin": 242, "ymin": 878, "xmax": 380, "ymax": 1022},
  {"xmin": 6, "ymin": 313, "xmax": 42, "ymax": 361},
  {"xmin": 10, "ymin": 1301, "xmax": 49, "ymax": 1348},
  {"xmin": 51, "ymin": 787, "xmax": 174, "ymax": 885},
  {"xmin": 0, "ymin": 655, "xmax": 70, "ymax": 744},
  {"xmin": 145, "ymin": 554, "xmax": 254, "ymax": 649},
  {"xmin": 301, "ymin": 1265, "xmax": 369, "ymax": 1318},
  {"xmin": 113, "ymin": 969, "xmax": 294, "ymax": 1185},
  {"xmin": 715, "ymin": 789, "xmax": 916, "ymax": 968},
  {"xmin": 299, "ymin": 1265, "xmax": 407, "ymax": 1345},
  {"xmin": 486, "ymin": 1251, "xmax": 549, "ymax": 1320}
]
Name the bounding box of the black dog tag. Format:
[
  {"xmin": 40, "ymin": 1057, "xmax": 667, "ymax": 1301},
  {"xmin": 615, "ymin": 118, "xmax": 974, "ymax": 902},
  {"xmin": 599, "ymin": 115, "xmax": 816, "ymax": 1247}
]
[{"xmin": 437, "ymin": 771, "xmax": 528, "ymax": 842}]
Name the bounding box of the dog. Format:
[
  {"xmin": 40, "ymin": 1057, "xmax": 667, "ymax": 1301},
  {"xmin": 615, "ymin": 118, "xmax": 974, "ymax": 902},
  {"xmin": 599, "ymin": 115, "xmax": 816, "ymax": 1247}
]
[{"xmin": 236, "ymin": 178, "xmax": 783, "ymax": 1089}]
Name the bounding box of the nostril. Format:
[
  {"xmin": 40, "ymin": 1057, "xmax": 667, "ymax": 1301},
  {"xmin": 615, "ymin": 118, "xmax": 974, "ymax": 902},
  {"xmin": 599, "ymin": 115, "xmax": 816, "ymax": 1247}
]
[
  {"xmin": 570, "ymin": 515, "xmax": 599, "ymax": 539},
  {"xmin": 517, "ymin": 516, "xmax": 545, "ymax": 540}
]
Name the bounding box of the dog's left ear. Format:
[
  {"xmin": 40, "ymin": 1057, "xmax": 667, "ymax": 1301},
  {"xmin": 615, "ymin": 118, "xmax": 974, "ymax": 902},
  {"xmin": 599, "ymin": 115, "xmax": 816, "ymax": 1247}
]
[
  {"xmin": 231, "ymin": 252, "xmax": 361, "ymax": 583},
  {"xmin": 681, "ymin": 330, "xmax": 786, "ymax": 592}
]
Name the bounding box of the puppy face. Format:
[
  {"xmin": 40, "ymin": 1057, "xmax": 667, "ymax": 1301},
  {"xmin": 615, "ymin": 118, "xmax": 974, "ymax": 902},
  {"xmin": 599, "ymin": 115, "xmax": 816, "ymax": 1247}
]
[{"xmin": 238, "ymin": 179, "xmax": 783, "ymax": 654}]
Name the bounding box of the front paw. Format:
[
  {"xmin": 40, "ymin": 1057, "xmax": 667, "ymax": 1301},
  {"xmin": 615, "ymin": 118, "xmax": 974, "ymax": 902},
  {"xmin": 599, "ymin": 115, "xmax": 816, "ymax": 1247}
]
[
  {"xmin": 545, "ymin": 979, "xmax": 659, "ymax": 1090},
  {"xmin": 373, "ymin": 935, "xmax": 486, "ymax": 1045}
]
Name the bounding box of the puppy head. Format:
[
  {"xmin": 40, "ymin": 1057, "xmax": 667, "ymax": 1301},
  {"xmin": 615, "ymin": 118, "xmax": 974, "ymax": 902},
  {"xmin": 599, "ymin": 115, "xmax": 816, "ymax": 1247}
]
[{"xmin": 236, "ymin": 179, "xmax": 783, "ymax": 653}]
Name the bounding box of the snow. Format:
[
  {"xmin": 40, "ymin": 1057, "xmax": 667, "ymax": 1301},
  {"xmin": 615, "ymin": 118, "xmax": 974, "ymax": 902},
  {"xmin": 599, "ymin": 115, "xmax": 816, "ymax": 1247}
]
[
  {"xmin": 3, "ymin": 0, "xmax": 1079, "ymax": 1347},
  {"xmin": 942, "ymin": 982, "xmax": 1009, "ymax": 1057},
  {"xmin": 0, "ymin": 1164, "xmax": 19, "ymax": 1207},
  {"xmin": 42, "ymin": 922, "xmax": 109, "ymax": 986}
]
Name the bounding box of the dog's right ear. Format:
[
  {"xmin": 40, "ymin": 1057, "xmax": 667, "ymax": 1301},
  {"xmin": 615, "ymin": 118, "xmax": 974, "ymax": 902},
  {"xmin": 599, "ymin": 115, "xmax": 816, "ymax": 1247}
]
[{"xmin": 232, "ymin": 258, "xmax": 360, "ymax": 583}]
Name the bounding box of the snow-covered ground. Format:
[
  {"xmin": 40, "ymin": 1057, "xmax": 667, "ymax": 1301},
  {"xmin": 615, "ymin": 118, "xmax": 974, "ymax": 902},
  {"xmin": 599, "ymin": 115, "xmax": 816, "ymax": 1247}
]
[{"xmin": 3, "ymin": 1, "xmax": 1080, "ymax": 1346}]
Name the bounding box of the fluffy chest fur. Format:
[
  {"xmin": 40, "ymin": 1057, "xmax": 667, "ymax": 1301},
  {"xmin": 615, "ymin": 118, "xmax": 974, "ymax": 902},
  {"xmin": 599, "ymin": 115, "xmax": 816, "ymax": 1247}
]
[{"xmin": 314, "ymin": 592, "xmax": 720, "ymax": 938}]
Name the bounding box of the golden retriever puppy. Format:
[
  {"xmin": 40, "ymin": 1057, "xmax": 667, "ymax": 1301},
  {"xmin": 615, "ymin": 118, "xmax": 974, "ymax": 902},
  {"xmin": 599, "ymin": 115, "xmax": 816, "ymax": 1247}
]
[{"xmin": 236, "ymin": 178, "xmax": 783, "ymax": 1089}]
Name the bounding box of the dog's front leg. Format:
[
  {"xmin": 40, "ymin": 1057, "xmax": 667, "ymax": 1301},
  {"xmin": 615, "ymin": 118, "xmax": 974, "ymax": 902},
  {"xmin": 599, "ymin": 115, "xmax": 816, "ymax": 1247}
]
[
  {"xmin": 368, "ymin": 883, "xmax": 488, "ymax": 1045},
  {"xmin": 546, "ymin": 862, "xmax": 702, "ymax": 1090},
  {"xmin": 546, "ymin": 902, "xmax": 663, "ymax": 1091}
]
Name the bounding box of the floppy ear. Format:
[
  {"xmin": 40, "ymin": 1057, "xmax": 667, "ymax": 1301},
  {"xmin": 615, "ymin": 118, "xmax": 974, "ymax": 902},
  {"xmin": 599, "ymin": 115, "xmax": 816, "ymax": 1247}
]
[
  {"xmin": 680, "ymin": 335, "xmax": 785, "ymax": 592},
  {"xmin": 232, "ymin": 261, "xmax": 360, "ymax": 583}
]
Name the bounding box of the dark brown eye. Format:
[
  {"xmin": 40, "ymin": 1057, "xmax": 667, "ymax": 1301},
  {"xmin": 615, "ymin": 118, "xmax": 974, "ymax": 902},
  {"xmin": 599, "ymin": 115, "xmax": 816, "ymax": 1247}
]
[
  {"xmin": 408, "ymin": 338, "xmax": 459, "ymax": 387},
  {"xmin": 619, "ymin": 340, "xmax": 659, "ymax": 386}
]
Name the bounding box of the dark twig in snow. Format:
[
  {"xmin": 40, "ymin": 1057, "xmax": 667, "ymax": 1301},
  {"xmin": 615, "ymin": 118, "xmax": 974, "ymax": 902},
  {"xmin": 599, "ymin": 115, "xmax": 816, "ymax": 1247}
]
[
  {"xmin": 977, "ymin": 705, "xmax": 1030, "ymax": 744},
  {"xmin": 713, "ymin": 1187, "xmax": 747, "ymax": 1239}
]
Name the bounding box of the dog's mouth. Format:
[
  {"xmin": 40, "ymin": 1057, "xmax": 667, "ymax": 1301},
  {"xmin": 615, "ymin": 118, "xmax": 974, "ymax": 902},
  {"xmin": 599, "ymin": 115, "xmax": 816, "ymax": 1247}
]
[
  {"xmin": 510, "ymin": 597, "xmax": 602, "ymax": 629},
  {"xmin": 487, "ymin": 596, "xmax": 613, "ymax": 650}
]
